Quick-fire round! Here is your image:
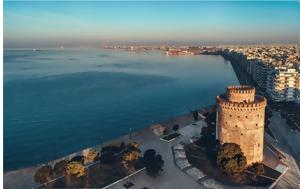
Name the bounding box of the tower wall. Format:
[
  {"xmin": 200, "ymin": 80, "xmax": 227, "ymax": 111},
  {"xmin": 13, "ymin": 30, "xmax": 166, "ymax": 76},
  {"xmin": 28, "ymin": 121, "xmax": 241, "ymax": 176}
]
[{"xmin": 216, "ymin": 86, "xmax": 267, "ymax": 165}]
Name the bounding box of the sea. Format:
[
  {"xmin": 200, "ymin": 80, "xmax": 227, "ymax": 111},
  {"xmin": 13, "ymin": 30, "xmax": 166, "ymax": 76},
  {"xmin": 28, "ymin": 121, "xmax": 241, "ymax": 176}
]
[{"xmin": 4, "ymin": 48, "xmax": 239, "ymax": 171}]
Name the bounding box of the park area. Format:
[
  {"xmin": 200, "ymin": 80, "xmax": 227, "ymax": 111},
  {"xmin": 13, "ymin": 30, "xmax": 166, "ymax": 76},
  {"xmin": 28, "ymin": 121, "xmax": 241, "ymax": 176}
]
[{"xmin": 33, "ymin": 141, "xmax": 164, "ymax": 188}]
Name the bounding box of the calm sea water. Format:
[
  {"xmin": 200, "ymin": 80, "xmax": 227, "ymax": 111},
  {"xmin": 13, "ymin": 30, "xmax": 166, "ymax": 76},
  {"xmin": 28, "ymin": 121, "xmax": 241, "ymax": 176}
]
[{"xmin": 4, "ymin": 49, "xmax": 239, "ymax": 171}]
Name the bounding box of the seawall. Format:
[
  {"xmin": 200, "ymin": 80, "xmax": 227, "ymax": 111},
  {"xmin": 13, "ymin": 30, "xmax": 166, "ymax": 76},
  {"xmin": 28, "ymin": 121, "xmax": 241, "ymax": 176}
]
[{"xmin": 4, "ymin": 105, "xmax": 215, "ymax": 189}]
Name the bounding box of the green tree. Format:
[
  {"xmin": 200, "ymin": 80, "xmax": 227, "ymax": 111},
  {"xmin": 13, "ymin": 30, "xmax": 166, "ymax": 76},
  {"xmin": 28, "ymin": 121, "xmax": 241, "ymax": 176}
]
[
  {"xmin": 143, "ymin": 149, "xmax": 164, "ymax": 177},
  {"xmin": 216, "ymin": 143, "xmax": 247, "ymax": 175},
  {"xmin": 34, "ymin": 165, "xmax": 54, "ymax": 184},
  {"xmin": 143, "ymin": 149, "xmax": 156, "ymax": 160}
]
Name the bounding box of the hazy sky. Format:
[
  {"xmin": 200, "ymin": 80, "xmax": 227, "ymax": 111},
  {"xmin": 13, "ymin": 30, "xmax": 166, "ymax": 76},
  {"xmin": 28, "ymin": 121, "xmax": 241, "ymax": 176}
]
[{"xmin": 4, "ymin": 1, "xmax": 300, "ymax": 48}]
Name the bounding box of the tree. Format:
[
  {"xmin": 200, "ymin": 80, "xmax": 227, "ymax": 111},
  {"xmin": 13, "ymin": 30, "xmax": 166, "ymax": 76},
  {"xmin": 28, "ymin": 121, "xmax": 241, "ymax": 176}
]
[
  {"xmin": 127, "ymin": 142, "xmax": 140, "ymax": 151},
  {"xmin": 100, "ymin": 145, "xmax": 119, "ymax": 165},
  {"xmin": 115, "ymin": 142, "xmax": 126, "ymax": 152},
  {"xmin": 84, "ymin": 149, "xmax": 98, "ymax": 164},
  {"xmin": 123, "ymin": 150, "xmax": 140, "ymax": 162},
  {"xmin": 172, "ymin": 124, "xmax": 179, "ymax": 132},
  {"xmin": 249, "ymin": 162, "xmax": 265, "ymax": 180},
  {"xmin": 34, "ymin": 165, "xmax": 54, "ymax": 184},
  {"xmin": 123, "ymin": 142, "xmax": 141, "ymax": 162},
  {"xmin": 143, "ymin": 149, "xmax": 156, "ymax": 160},
  {"xmin": 65, "ymin": 161, "xmax": 85, "ymax": 177},
  {"xmin": 216, "ymin": 143, "xmax": 247, "ymax": 175},
  {"xmin": 53, "ymin": 160, "xmax": 68, "ymax": 175},
  {"xmin": 143, "ymin": 149, "xmax": 164, "ymax": 177},
  {"xmin": 163, "ymin": 128, "xmax": 169, "ymax": 135},
  {"xmin": 193, "ymin": 110, "xmax": 199, "ymax": 121},
  {"xmin": 122, "ymin": 142, "xmax": 141, "ymax": 170},
  {"xmin": 69, "ymin": 155, "xmax": 85, "ymax": 165}
]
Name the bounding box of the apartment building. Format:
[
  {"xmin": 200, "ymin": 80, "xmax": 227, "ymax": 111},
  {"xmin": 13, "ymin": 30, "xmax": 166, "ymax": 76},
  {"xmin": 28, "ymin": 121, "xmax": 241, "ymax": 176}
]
[
  {"xmin": 225, "ymin": 45, "xmax": 299, "ymax": 103},
  {"xmin": 266, "ymin": 64, "xmax": 299, "ymax": 102}
]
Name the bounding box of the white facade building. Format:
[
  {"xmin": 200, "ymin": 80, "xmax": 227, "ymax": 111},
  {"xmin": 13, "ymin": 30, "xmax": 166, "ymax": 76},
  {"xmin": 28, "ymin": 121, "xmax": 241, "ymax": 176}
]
[{"xmin": 266, "ymin": 64, "xmax": 299, "ymax": 102}]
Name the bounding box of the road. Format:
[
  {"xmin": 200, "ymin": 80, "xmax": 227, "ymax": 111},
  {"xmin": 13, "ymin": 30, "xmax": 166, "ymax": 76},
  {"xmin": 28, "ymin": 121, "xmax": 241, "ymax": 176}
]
[
  {"xmin": 268, "ymin": 112, "xmax": 300, "ymax": 166},
  {"xmin": 268, "ymin": 111, "xmax": 300, "ymax": 188}
]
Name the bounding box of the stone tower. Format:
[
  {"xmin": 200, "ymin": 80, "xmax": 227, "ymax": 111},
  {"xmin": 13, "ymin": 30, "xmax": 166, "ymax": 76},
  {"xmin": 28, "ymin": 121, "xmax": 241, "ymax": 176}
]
[{"xmin": 216, "ymin": 85, "xmax": 267, "ymax": 165}]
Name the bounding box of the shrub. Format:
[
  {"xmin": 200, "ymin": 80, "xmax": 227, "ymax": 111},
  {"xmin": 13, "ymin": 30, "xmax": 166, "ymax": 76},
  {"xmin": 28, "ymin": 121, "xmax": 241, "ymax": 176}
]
[
  {"xmin": 53, "ymin": 160, "xmax": 68, "ymax": 175},
  {"xmin": 34, "ymin": 165, "xmax": 54, "ymax": 184},
  {"xmin": 143, "ymin": 149, "xmax": 156, "ymax": 160},
  {"xmin": 193, "ymin": 110, "xmax": 199, "ymax": 121},
  {"xmin": 172, "ymin": 124, "xmax": 179, "ymax": 132},
  {"xmin": 216, "ymin": 143, "xmax": 247, "ymax": 175},
  {"xmin": 143, "ymin": 149, "xmax": 164, "ymax": 177},
  {"xmin": 249, "ymin": 162, "xmax": 265, "ymax": 178},
  {"xmin": 163, "ymin": 128, "xmax": 169, "ymax": 135}
]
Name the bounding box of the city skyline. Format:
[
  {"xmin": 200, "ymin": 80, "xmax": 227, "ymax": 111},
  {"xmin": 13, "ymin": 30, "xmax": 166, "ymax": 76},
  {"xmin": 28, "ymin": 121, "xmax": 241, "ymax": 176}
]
[{"xmin": 4, "ymin": 1, "xmax": 300, "ymax": 48}]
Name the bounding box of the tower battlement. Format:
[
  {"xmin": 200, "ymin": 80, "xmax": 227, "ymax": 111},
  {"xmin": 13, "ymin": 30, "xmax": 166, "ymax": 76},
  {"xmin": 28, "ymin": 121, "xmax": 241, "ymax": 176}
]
[
  {"xmin": 227, "ymin": 85, "xmax": 256, "ymax": 102},
  {"xmin": 227, "ymin": 85, "xmax": 256, "ymax": 94},
  {"xmin": 216, "ymin": 95, "xmax": 266, "ymax": 110}
]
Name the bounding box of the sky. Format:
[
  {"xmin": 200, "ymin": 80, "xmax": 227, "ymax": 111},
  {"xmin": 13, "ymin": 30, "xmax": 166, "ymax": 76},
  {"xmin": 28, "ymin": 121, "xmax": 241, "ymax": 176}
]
[{"xmin": 4, "ymin": 1, "xmax": 300, "ymax": 48}]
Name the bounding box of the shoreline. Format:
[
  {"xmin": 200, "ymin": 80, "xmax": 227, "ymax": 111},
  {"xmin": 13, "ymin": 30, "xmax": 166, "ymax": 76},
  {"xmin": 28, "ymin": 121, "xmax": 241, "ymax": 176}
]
[
  {"xmin": 3, "ymin": 104, "xmax": 214, "ymax": 173},
  {"xmin": 4, "ymin": 105, "xmax": 215, "ymax": 189}
]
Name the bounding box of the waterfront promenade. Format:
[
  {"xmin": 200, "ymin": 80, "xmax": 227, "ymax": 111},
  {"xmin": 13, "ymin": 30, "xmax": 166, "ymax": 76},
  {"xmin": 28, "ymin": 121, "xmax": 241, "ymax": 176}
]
[
  {"xmin": 4, "ymin": 104, "xmax": 300, "ymax": 188},
  {"xmin": 4, "ymin": 106, "xmax": 213, "ymax": 189}
]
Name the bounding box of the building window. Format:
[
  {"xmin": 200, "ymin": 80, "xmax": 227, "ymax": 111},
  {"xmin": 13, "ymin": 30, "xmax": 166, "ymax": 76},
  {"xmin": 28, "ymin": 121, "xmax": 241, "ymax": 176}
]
[
  {"xmin": 241, "ymin": 133, "xmax": 243, "ymax": 136},
  {"xmin": 238, "ymin": 116, "xmax": 240, "ymax": 118},
  {"xmin": 235, "ymin": 125, "xmax": 238, "ymax": 128},
  {"xmin": 230, "ymin": 114, "xmax": 232, "ymax": 118},
  {"xmin": 258, "ymin": 144, "xmax": 260, "ymax": 147},
  {"xmin": 245, "ymin": 116, "xmax": 248, "ymax": 119}
]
